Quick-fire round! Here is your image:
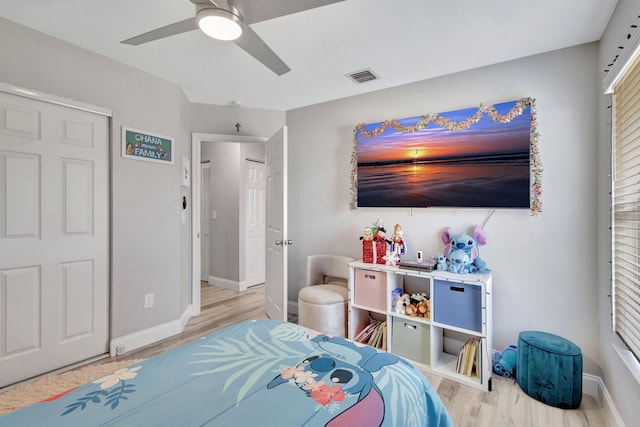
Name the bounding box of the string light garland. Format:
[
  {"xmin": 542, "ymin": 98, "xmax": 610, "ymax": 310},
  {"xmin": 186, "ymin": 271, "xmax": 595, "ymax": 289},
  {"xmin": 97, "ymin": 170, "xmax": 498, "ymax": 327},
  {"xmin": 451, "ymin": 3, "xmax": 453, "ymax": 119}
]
[{"xmin": 350, "ymin": 98, "xmax": 542, "ymax": 216}]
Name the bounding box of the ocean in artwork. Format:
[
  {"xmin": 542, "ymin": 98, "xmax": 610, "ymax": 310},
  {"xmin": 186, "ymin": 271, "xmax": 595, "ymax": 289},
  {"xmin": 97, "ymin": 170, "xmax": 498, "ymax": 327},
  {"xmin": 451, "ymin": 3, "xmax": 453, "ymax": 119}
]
[{"xmin": 356, "ymin": 100, "xmax": 531, "ymax": 209}]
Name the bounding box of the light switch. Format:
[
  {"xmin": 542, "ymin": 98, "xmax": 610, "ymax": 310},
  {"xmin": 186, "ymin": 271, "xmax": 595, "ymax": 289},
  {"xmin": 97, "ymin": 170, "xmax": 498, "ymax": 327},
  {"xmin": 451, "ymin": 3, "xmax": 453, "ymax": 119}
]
[{"xmin": 212, "ymin": 210, "xmax": 217, "ymax": 220}]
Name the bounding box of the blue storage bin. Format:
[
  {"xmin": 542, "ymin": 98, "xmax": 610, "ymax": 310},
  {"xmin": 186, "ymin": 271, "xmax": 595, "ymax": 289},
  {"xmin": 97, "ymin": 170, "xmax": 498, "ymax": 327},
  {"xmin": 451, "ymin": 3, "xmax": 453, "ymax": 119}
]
[{"xmin": 433, "ymin": 279, "xmax": 482, "ymax": 332}]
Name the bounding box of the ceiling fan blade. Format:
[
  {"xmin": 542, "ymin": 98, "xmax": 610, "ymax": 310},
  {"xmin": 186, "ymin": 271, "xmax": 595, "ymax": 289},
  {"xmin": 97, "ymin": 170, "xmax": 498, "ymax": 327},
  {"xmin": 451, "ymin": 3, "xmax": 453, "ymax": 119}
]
[
  {"xmin": 121, "ymin": 17, "xmax": 199, "ymax": 45},
  {"xmin": 232, "ymin": 0, "xmax": 346, "ymax": 25},
  {"xmin": 233, "ymin": 25, "xmax": 291, "ymax": 75}
]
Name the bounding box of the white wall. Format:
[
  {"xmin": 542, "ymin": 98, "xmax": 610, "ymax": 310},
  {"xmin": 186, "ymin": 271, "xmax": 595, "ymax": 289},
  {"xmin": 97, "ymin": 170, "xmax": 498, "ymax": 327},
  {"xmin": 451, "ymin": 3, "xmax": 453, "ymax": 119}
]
[
  {"xmin": 0, "ymin": 18, "xmax": 190, "ymax": 339},
  {"xmin": 286, "ymin": 43, "xmax": 601, "ymax": 378},
  {"xmin": 190, "ymin": 103, "xmax": 285, "ymax": 137},
  {"xmin": 597, "ymin": 1, "xmax": 640, "ymax": 425}
]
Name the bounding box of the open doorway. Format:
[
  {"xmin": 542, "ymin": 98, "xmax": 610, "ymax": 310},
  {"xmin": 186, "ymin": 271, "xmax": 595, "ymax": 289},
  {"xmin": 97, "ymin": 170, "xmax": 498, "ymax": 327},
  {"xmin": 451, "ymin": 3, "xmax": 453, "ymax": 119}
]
[{"xmin": 191, "ymin": 133, "xmax": 268, "ymax": 316}]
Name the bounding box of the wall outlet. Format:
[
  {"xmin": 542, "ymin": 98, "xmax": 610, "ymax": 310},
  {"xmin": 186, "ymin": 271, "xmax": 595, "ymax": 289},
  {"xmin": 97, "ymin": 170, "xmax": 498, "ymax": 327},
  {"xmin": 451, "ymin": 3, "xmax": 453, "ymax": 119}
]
[{"xmin": 144, "ymin": 293, "xmax": 154, "ymax": 308}]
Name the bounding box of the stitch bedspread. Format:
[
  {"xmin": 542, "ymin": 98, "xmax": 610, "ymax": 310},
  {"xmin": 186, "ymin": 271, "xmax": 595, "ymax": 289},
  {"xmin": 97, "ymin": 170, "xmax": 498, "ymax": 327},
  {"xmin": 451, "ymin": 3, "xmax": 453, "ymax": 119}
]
[{"xmin": 1, "ymin": 319, "xmax": 453, "ymax": 426}]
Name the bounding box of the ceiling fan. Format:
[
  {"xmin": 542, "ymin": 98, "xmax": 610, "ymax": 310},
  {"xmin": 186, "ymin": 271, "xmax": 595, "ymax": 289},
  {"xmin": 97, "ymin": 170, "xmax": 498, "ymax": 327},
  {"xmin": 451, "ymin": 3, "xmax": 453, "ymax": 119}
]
[{"xmin": 121, "ymin": 0, "xmax": 345, "ymax": 76}]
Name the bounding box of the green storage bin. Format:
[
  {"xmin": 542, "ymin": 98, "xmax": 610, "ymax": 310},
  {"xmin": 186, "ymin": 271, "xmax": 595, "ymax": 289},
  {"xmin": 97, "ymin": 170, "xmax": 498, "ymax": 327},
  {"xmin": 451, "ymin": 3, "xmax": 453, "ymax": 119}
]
[{"xmin": 391, "ymin": 317, "xmax": 430, "ymax": 365}]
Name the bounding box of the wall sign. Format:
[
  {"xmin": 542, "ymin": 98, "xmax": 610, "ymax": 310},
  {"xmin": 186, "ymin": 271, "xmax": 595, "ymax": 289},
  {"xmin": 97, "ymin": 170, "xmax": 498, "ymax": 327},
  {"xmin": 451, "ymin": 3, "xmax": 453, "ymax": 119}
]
[{"xmin": 121, "ymin": 126, "xmax": 174, "ymax": 165}]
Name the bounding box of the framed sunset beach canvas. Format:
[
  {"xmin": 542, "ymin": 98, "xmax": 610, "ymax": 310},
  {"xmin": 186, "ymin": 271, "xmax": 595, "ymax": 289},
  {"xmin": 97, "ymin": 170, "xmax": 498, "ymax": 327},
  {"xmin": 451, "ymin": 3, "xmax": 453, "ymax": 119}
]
[{"xmin": 354, "ymin": 100, "xmax": 533, "ymax": 209}]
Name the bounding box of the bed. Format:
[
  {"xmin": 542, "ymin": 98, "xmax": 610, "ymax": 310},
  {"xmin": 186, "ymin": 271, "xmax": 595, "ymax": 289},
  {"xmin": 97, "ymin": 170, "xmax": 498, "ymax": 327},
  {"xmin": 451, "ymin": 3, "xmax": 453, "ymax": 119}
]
[{"xmin": 1, "ymin": 319, "xmax": 453, "ymax": 426}]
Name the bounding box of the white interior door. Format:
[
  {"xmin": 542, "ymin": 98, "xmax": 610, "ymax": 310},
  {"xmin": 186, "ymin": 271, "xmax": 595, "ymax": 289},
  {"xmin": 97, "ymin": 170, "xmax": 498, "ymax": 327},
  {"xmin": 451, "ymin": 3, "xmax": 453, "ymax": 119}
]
[
  {"xmin": 245, "ymin": 160, "xmax": 266, "ymax": 287},
  {"xmin": 265, "ymin": 127, "xmax": 288, "ymax": 321},
  {"xmin": 200, "ymin": 162, "xmax": 210, "ymax": 281},
  {"xmin": 0, "ymin": 90, "xmax": 109, "ymax": 387}
]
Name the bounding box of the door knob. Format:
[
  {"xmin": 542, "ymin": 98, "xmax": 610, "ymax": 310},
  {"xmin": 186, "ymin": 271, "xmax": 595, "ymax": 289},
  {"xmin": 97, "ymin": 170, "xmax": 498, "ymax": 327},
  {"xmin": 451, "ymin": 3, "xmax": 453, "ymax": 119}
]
[{"xmin": 275, "ymin": 240, "xmax": 293, "ymax": 246}]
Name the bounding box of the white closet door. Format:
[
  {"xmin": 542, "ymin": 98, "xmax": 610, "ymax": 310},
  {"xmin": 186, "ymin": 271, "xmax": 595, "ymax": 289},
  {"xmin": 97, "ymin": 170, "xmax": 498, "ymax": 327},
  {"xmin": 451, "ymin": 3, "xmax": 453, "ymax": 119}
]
[
  {"xmin": 0, "ymin": 91, "xmax": 109, "ymax": 386},
  {"xmin": 245, "ymin": 160, "xmax": 266, "ymax": 287}
]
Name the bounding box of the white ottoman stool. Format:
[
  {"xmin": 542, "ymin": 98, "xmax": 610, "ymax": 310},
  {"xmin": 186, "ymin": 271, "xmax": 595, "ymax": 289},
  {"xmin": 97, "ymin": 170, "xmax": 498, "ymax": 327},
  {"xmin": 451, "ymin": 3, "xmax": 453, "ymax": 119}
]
[
  {"xmin": 298, "ymin": 284, "xmax": 348, "ymax": 337},
  {"xmin": 297, "ymin": 255, "xmax": 354, "ymax": 337}
]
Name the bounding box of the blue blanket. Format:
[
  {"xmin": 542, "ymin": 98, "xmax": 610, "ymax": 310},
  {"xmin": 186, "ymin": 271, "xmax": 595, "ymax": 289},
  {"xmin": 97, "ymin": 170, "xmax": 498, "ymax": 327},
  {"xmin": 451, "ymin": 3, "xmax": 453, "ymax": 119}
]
[{"xmin": 1, "ymin": 319, "xmax": 453, "ymax": 426}]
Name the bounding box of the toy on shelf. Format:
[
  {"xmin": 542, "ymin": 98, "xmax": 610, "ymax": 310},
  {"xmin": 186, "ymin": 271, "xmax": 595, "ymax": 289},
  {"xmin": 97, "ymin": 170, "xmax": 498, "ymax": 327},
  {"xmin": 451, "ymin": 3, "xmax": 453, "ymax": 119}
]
[
  {"xmin": 430, "ymin": 253, "xmax": 448, "ymax": 271},
  {"xmin": 362, "ymin": 227, "xmax": 373, "ymax": 242},
  {"xmin": 440, "ymin": 225, "xmax": 491, "ymax": 274},
  {"xmin": 395, "ymin": 292, "xmax": 430, "ymax": 319},
  {"xmin": 405, "ymin": 303, "xmax": 418, "ymax": 316},
  {"xmin": 395, "ymin": 293, "xmax": 411, "ymax": 315},
  {"xmin": 447, "ymin": 249, "xmax": 471, "ymax": 274},
  {"xmin": 391, "ymin": 223, "xmax": 407, "ymax": 255},
  {"xmin": 360, "ymin": 219, "xmax": 390, "ymax": 264},
  {"xmin": 383, "ymin": 249, "xmax": 401, "ymax": 266}
]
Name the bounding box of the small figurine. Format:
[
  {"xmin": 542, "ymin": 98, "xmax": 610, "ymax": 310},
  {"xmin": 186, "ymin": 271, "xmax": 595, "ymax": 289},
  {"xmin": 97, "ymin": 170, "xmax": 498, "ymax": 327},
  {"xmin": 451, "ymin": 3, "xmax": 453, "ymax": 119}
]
[
  {"xmin": 430, "ymin": 253, "xmax": 448, "ymax": 271},
  {"xmin": 360, "ymin": 227, "xmax": 374, "ymax": 241},
  {"xmin": 391, "ymin": 223, "xmax": 406, "ymax": 254},
  {"xmin": 383, "ymin": 249, "xmax": 400, "ymax": 266},
  {"xmin": 361, "ymin": 219, "xmax": 389, "ymax": 264}
]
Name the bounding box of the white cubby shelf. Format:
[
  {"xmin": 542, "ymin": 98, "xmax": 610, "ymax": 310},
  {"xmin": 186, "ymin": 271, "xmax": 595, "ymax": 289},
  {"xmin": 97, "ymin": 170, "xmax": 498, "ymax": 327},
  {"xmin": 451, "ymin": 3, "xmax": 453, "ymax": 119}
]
[{"xmin": 348, "ymin": 261, "xmax": 493, "ymax": 391}]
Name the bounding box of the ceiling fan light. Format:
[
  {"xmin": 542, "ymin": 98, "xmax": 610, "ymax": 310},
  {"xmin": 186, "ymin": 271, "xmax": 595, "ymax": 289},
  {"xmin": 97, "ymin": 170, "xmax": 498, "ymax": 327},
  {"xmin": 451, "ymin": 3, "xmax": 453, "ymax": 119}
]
[{"xmin": 198, "ymin": 8, "xmax": 243, "ymax": 41}]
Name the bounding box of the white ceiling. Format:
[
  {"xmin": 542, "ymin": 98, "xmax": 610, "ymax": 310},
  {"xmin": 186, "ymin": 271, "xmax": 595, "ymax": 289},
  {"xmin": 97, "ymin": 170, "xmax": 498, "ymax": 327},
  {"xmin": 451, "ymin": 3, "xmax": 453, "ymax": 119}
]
[{"xmin": 0, "ymin": 0, "xmax": 618, "ymax": 111}]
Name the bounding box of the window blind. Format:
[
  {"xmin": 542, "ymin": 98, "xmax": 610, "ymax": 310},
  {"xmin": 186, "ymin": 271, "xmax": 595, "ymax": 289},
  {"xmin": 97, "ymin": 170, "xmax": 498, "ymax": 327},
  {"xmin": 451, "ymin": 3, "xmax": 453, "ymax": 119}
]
[{"xmin": 613, "ymin": 52, "xmax": 640, "ymax": 362}]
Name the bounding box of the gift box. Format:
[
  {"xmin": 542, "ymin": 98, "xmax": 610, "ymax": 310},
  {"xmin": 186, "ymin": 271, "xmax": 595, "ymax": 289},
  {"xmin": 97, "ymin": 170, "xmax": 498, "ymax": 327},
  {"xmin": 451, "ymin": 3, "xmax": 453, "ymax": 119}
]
[{"xmin": 363, "ymin": 240, "xmax": 387, "ymax": 264}]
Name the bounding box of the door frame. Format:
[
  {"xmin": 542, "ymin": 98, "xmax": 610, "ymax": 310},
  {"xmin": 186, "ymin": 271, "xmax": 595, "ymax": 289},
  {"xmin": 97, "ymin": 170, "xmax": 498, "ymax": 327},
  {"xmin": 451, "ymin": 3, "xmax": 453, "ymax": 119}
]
[
  {"xmin": 191, "ymin": 133, "xmax": 267, "ymax": 316},
  {"xmin": 200, "ymin": 161, "xmax": 211, "ymax": 281}
]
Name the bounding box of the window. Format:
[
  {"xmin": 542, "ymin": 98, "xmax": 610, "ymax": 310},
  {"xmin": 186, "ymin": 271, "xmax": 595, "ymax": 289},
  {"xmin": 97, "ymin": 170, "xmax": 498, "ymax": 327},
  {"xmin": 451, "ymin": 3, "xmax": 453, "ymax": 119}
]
[{"xmin": 612, "ymin": 52, "xmax": 640, "ymax": 363}]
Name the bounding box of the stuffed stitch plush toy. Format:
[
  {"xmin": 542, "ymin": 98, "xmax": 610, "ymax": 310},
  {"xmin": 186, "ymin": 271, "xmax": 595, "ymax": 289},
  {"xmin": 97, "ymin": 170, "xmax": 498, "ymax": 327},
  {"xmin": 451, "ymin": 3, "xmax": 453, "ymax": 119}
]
[
  {"xmin": 430, "ymin": 253, "xmax": 448, "ymax": 271},
  {"xmin": 493, "ymin": 345, "xmax": 517, "ymax": 378},
  {"xmin": 441, "ymin": 225, "xmax": 486, "ymax": 261},
  {"xmin": 441, "ymin": 225, "xmax": 491, "ymax": 274},
  {"xmin": 447, "ymin": 249, "xmax": 471, "ymax": 274}
]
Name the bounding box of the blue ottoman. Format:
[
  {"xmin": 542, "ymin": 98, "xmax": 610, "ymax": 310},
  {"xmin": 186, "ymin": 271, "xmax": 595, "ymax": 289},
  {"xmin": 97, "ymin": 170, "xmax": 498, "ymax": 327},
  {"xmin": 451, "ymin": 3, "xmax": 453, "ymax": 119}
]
[{"xmin": 517, "ymin": 331, "xmax": 582, "ymax": 409}]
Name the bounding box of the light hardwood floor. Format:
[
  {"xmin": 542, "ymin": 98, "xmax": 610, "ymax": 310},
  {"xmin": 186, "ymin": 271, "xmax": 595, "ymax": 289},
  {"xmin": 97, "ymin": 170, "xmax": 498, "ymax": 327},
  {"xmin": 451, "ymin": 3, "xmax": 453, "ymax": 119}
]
[{"xmin": 104, "ymin": 283, "xmax": 610, "ymax": 426}]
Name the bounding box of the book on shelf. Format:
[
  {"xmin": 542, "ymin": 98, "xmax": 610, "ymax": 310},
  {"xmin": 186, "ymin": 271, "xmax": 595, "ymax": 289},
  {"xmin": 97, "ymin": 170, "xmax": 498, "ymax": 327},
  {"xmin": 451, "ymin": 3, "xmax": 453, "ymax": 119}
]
[
  {"xmin": 367, "ymin": 325, "xmax": 379, "ymax": 346},
  {"xmin": 354, "ymin": 319, "xmax": 386, "ymax": 350},
  {"xmin": 475, "ymin": 338, "xmax": 482, "ymax": 380},
  {"xmin": 465, "ymin": 337, "xmax": 478, "ymax": 377},
  {"xmin": 456, "ymin": 336, "xmax": 481, "ymax": 378},
  {"xmin": 456, "ymin": 344, "xmax": 463, "ymax": 373},
  {"xmin": 381, "ymin": 322, "xmax": 387, "ymax": 350},
  {"xmin": 373, "ymin": 322, "xmax": 386, "ymax": 350},
  {"xmin": 354, "ymin": 320, "xmax": 380, "ymax": 342}
]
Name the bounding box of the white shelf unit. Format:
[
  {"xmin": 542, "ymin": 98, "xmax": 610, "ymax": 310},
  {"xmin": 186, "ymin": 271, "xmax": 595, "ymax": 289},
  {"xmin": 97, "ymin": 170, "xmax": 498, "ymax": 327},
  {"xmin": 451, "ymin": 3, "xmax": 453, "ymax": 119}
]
[{"xmin": 348, "ymin": 261, "xmax": 493, "ymax": 391}]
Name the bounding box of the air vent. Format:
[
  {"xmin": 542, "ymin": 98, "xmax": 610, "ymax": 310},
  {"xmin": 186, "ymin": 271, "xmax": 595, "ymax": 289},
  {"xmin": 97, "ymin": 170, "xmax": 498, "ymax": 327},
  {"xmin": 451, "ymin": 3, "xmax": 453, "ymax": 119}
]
[{"xmin": 347, "ymin": 69, "xmax": 379, "ymax": 84}]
